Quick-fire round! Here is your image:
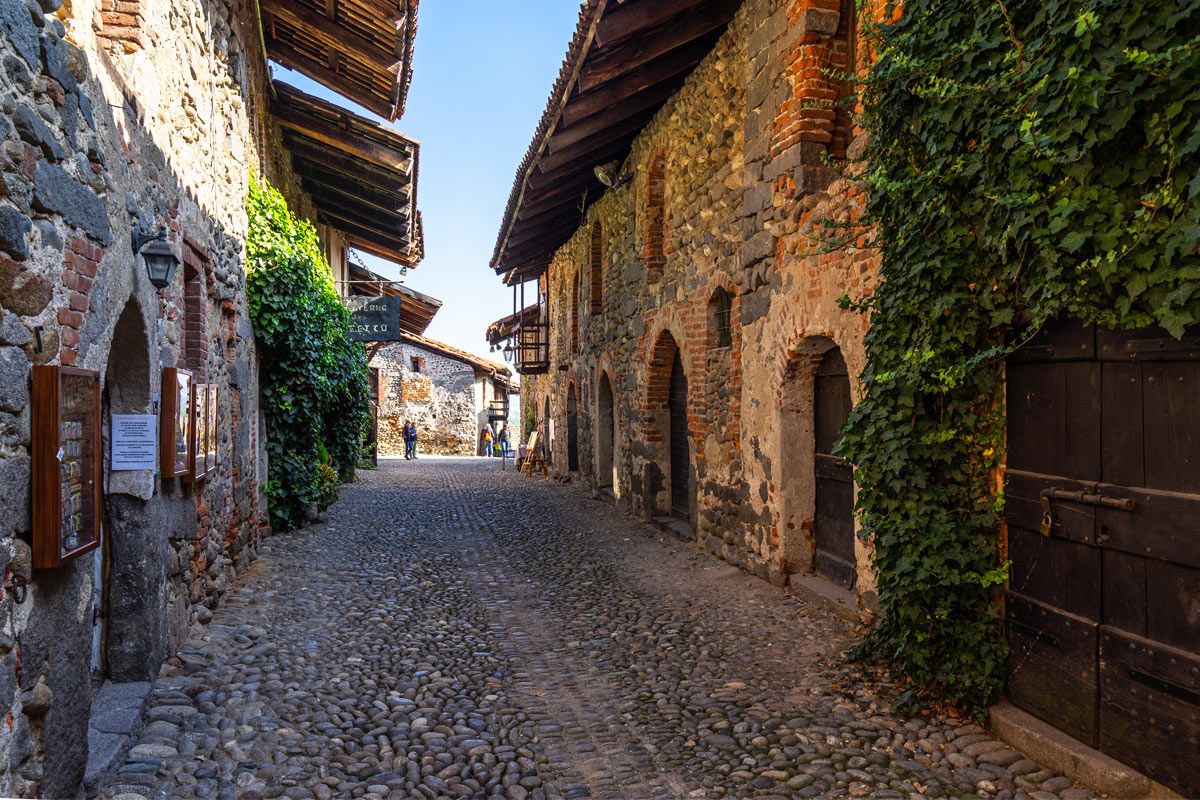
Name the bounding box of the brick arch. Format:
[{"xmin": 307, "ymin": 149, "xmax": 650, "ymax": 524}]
[{"xmin": 645, "ymin": 327, "xmax": 683, "ymax": 431}]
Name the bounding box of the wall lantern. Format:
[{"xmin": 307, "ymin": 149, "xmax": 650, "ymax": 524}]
[
  {"xmin": 132, "ymin": 226, "xmax": 180, "ymax": 290},
  {"xmin": 594, "ymin": 160, "xmax": 633, "ymax": 189}
]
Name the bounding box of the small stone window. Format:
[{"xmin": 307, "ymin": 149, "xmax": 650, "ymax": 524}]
[
  {"xmin": 181, "ymin": 250, "xmax": 207, "ymax": 379},
  {"xmin": 644, "ymin": 151, "xmax": 667, "ymax": 270},
  {"xmin": 410, "ymin": 356, "xmax": 426, "ymax": 374},
  {"xmin": 708, "ymin": 287, "xmax": 733, "ymax": 349},
  {"xmin": 588, "ymin": 221, "xmax": 603, "ymax": 314}
]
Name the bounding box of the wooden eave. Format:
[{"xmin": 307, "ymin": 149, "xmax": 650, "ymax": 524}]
[
  {"xmin": 486, "ymin": 303, "xmax": 541, "ymax": 346},
  {"xmin": 489, "ymin": 0, "xmax": 741, "ymax": 279},
  {"xmin": 272, "ymin": 81, "xmax": 424, "ymax": 269},
  {"xmin": 260, "ymin": 0, "xmax": 419, "ymax": 121},
  {"xmin": 347, "ymin": 263, "xmax": 441, "ymax": 336}
]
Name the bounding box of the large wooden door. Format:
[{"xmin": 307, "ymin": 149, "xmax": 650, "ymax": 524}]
[
  {"xmin": 814, "ymin": 349, "xmax": 855, "ymax": 589},
  {"xmin": 1006, "ymin": 321, "xmax": 1200, "ymax": 797},
  {"xmin": 669, "ymin": 351, "xmax": 690, "ymax": 521},
  {"xmin": 567, "ymin": 384, "xmax": 579, "ymax": 472}
]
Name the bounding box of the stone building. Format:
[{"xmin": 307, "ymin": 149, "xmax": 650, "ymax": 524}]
[
  {"xmin": 373, "ymin": 332, "xmax": 513, "ymax": 456},
  {"xmin": 487, "ymin": 1, "xmax": 1200, "ymax": 796},
  {"xmin": 0, "ymin": 0, "xmax": 420, "ymax": 795},
  {"xmin": 488, "ymin": 0, "xmax": 875, "ymax": 606}
]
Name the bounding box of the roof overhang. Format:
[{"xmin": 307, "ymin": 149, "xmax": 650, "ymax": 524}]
[
  {"xmin": 272, "ymin": 81, "xmax": 424, "ymax": 268},
  {"xmin": 346, "ymin": 262, "xmax": 441, "ymax": 335},
  {"xmin": 260, "ymin": 0, "xmax": 419, "ymax": 121},
  {"xmin": 490, "ymin": 0, "xmax": 741, "ymax": 279},
  {"xmin": 486, "ymin": 303, "xmax": 541, "ymax": 346}
]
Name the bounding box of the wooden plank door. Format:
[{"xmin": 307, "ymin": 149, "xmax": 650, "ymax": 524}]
[
  {"xmin": 813, "ymin": 348, "xmax": 856, "ymax": 589},
  {"xmin": 567, "ymin": 384, "xmax": 579, "ymax": 472},
  {"xmin": 669, "ymin": 351, "xmax": 690, "ymax": 521},
  {"xmin": 1006, "ymin": 321, "xmax": 1200, "ymax": 796}
]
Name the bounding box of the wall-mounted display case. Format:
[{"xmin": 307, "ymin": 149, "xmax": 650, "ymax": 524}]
[
  {"xmin": 160, "ymin": 367, "xmax": 193, "ymax": 479},
  {"xmin": 186, "ymin": 382, "xmax": 213, "ymax": 482},
  {"xmin": 32, "ymin": 366, "xmax": 102, "ymax": 568},
  {"xmin": 205, "ymin": 384, "xmax": 218, "ymax": 471}
]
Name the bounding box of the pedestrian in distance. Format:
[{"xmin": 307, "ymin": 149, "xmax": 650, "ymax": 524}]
[
  {"xmin": 402, "ymin": 421, "xmax": 413, "ymax": 460},
  {"xmin": 498, "ymin": 424, "xmax": 510, "ymax": 459},
  {"xmin": 482, "ymin": 426, "xmax": 494, "ymax": 457},
  {"xmin": 409, "ymin": 422, "xmax": 419, "ymax": 459}
]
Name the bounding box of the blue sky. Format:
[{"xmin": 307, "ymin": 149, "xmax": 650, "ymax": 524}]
[{"xmin": 276, "ymin": 2, "xmax": 581, "ymax": 362}]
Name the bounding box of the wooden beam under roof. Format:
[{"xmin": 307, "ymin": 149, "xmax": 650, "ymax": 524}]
[
  {"xmin": 560, "ymin": 36, "xmax": 714, "ymax": 126},
  {"xmin": 261, "ymin": 0, "xmax": 399, "ymax": 75},
  {"xmin": 504, "ymin": 216, "xmax": 584, "ymax": 250},
  {"xmin": 538, "ymin": 109, "xmax": 656, "ymax": 173},
  {"xmin": 309, "ymin": 192, "xmax": 409, "ymax": 230},
  {"xmin": 593, "ymin": 0, "xmax": 705, "ymax": 48},
  {"xmin": 527, "ymin": 139, "xmax": 630, "ymax": 190},
  {"xmin": 318, "ymin": 205, "xmax": 411, "ymax": 245},
  {"xmin": 273, "ymin": 103, "xmax": 410, "ymax": 172},
  {"xmin": 344, "ymin": 234, "xmax": 419, "ymax": 266},
  {"xmin": 268, "ymin": 40, "xmax": 393, "ymax": 119},
  {"xmin": 548, "ymin": 84, "xmax": 676, "ymax": 154},
  {"xmin": 577, "ymin": 0, "xmax": 737, "ymax": 92},
  {"xmin": 299, "ymin": 175, "xmax": 406, "ymax": 217},
  {"xmin": 285, "ymin": 136, "xmax": 412, "ymax": 196}
]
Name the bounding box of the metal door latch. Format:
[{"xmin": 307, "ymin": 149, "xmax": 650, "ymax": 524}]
[{"xmin": 1038, "ymin": 487, "xmax": 1135, "ymax": 537}]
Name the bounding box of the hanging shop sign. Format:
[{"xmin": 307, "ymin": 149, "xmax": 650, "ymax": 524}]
[
  {"xmin": 32, "ymin": 366, "xmax": 102, "ymax": 568},
  {"xmin": 346, "ymin": 296, "xmax": 402, "ymax": 342},
  {"xmin": 110, "ymin": 414, "xmax": 157, "ymax": 470},
  {"xmin": 160, "ymin": 367, "xmax": 193, "ymax": 479}
]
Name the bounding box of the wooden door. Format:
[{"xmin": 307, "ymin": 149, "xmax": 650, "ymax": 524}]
[
  {"xmin": 814, "ymin": 349, "xmax": 855, "ymax": 589},
  {"xmin": 567, "ymin": 384, "xmax": 579, "ymax": 472},
  {"xmin": 1006, "ymin": 321, "xmax": 1200, "ymax": 797},
  {"xmin": 669, "ymin": 351, "xmax": 690, "ymax": 521}
]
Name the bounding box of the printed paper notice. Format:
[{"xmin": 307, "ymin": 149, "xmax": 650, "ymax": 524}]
[{"xmin": 111, "ymin": 414, "xmax": 157, "ymax": 470}]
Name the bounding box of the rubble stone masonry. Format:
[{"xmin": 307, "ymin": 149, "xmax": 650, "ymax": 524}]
[
  {"xmin": 524, "ymin": 0, "xmax": 881, "ymax": 615},
  {"xmin": 0, "ymin": 0, "xmax": 308, "ymax": 794}
]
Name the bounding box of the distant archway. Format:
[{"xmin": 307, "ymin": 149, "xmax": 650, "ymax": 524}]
[
  {"xmin": 645, "ymin": 330, "xmax": 691, "ymax": 522},
  {"xmin": 566, "ymin": 382, "xmax": 579, "ymax": 472},
  {"xmin": 596, "ymin": 372, "xmax": 614, "ymax": 489}
]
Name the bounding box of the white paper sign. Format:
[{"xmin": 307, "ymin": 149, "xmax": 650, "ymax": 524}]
[{"xmin": 111, "ymin": 414, "xmax": 157, "ymax": 470}]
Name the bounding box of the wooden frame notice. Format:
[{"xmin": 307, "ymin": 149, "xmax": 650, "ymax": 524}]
[
  {"xmin": 160, "ymin": 367, "xmax": 193, "ymax": 479},
  {"xmin": 32, "ymin": 365, "xmax": 102, "ymax": 569}
]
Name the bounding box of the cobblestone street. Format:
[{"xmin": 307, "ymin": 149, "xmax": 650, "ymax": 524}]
[{"xmin": 97, "ymin": 458, "xmax": 1097, "ymax": 800}]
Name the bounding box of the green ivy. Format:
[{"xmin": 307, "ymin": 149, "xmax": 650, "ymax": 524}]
[
  {"xmin": 246, "ymin": 175, "xmax": 369, "ymax": 530},
  {"xmin": 841, "ymin": 0, "xmax": 1200, "ymax": 715}
]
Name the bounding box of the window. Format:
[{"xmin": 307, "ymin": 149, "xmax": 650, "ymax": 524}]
[
  {"xmin": 181, "ymin": 251, "xmax": 207, "ymax": 379},
  {"xmin": 410, "ymin": 356, "xmax": 423, "ymax": 374},
  {"xmin": 708, "ymin": 287, "xmax": 733, "ymax": 349},
  {"xmin": 589, "ymin": 221, "xmax": 603, "ymax": 314},
  {"xmin": 644, "ymin": 151, "xmax": 666, "ymax": 269}
]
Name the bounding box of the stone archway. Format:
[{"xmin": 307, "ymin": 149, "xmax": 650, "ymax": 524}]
[
  {"xmin": 645, "ymin": 330, "xmax": 691, "ymax": 523},
  {"xmin": 596, "ymin": 372, "xmax": 615, "ymax": 490},
  {"xmin": 101, "ymin": 298, "xmax": 167, "ymax": 682},
  {"xmin": 778, "ymin": 336, "xmax": 856, "ymax": 588},
  {"xmin": 566, "ymin": 382, "xmax": 579, "ymax": 472}
]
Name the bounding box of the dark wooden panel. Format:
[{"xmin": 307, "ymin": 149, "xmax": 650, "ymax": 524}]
[
  {"xmin": 1005, "ymin": 470, "xmax": 1097, "ymax": 545},
  {"xmin": 1101, "ymin": 550, "xmax": 1146, "ymax": 638},
  {"xmin": 1006, "ymin": 362, "xmax": 1101, "ymax": 478},
  {"xmin": 1008, "ymin": 526, "xmax": 1101, "ymax": 620},
  {"xmin": 1145, "ymin": 559, "xmax": 1200, "ymax": 654},
  {"xmin": 1096, "ymin": 325, "xmax": 1200, "ymax": 361},
  {"xmin": 1100, "ymin": 361, "xmax": 1144, "ymax": 487},
  {"xmin": 1006, "ymin": 592, "xmax": 1099, "ymax": 747},
  {"xmin": 1099, "ymin": 628, "xmax": 1200, "ymax": 797},
  {"xmin": 567, "ymin": 385, "xmax": 579, "ymax": 472},
  {"xmin": 814, "ymin": 350, "xmax": 854, "ymax": 589},
  {"xmin": 1096, "ymin": 485, "xmax": 1200, "ymax": 569},
  {"xmin": 669, "ymin": 351, "xmax": 689, "ymax": 521},
  {"xmin": 1009, "ymin": 320, "xmax": 1095, "ymax": 363},
  {"xmin": 1142, "ymin": 361, "xmax": 1200, "ymax": 494}
]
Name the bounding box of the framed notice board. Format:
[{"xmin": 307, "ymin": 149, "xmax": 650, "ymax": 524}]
[
  {"xmin": 185, "ymin": 382, "xmax": 212, "ymax": 482},
  {"xmin": 160, "ymin": 367, "xmax": 193, "ymax": 479},
  {"xmin": 205, "ymin": 384, "xmax": 218, "ymax": 471},
  {"xmin": 32, "ymin": 365, "xmax": 102, "ymax": 568}
]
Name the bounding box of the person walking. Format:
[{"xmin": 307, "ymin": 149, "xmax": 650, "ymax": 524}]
[
  {"xmin": 409, "ymin": 421, "xmax": 419, "ymax": 459},
  {"xmin": 482, "ymin": 426, "xmax": 494, "ymax": 457},
  {"xmin": 402, "ymin": 421, "xmax": 413, "ymax": 460},
  {"xmin": 498, "ymin": 424, "xmax": 511, "ymax": 459}
]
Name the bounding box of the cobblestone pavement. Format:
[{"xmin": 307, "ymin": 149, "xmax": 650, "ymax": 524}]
[{"xmin": 97, "ymin": 457, "xmax": 1100, "ymax": 800}]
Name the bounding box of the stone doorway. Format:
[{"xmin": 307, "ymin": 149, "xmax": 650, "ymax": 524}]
[
  {"xmin": 99, "ymin": 298, "xmax": 165, "ymax": 683},
  {"xmin": 596, "ymin": 372, "xmax": 614, "ymax": 490},
  {"xmin": 779, "ymin": 337, "xmax": 855, "ymax": 587},
  {"xmin": 566, "ymin": 383, "xmax": 579, "ymax": 472}
]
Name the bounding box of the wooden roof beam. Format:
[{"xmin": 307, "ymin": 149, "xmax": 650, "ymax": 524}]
[
  {"xmin": 504, "ymin": 217, "xmax": 585, "ymax": 250},
  {"xmin": 593, "ymin": 0, "xmax": 708, "ymax": 48},
  {"xmin": 284, "ymin": 136, "xmax": 412, "ymax": 195},
  {"xmin": 317, "ymin": 205, "xmax": 411, "ymax": 245},
  {"xmin": 527, "ymin": 140, "xmax": 631, "ymax": 191},
  {"xmin": 579, "ymin": 0, "xmax": 736, "ymax": 92},
  {"xmin": 273, "ymin": 102, "xmax": 410, "ymax": 171},
  {"xmin": 548, "ymin": 83, "xmax": 677, "ymax": 154},
  {"xmin": 299, "ymin": 175, "xmax": 408, "ymax": 217},
  {"xmin": 538, "ymin": 110, "xmax": 656, "ymax": 173},
  {"xmin": 307, "ymin": 187, "xmax": 410, "ymax": 226},
  {"xmin": 268, "ymin": 41, "xmax": 393, "ymax": 119},
  {"xmin": 560, "ymin": 36, "xmax": 712, "ymax": 126},
  {"xmin": 263, "ymin": 0, "xmax": 400, "ymax": 74},
  {"xmin": 344, "ymin": 234, "xmax": 419, "ymax": 267}
]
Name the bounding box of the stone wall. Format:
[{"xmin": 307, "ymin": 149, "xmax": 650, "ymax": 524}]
[
  {"xmin": 523, "ymin": 0, "xmax": 881, "ymax": 616},
  {"xmin": 373, "ymin": 341, "xmax": 490, "ymax": 457},
  {"xmin": 0, "ymin": 0, "xmax": 301, "ymax": 793}
]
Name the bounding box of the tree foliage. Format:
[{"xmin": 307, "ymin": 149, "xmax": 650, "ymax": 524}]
[
  {"xmin": 842, "ymin": 0, "xmax": 1200, "ymax": 714},
  {"xmin": 246, "ymin": 175, "xmax": 369, "ymax": 530}
]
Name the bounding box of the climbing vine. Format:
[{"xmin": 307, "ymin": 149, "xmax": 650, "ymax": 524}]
[
  {"xmin": 840, "ymin": 0, "xmax": 1200, "ymax": 714},
  {"xmin": 246, "ymin": 175, "xmax": 369, "ymax": 530}
]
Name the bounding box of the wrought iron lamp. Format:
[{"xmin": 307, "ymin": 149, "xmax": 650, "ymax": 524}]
[
  {"xmin": 132, "ymin": 226, "xmax": 180, "ymax": 290},
  {"xmin": 594, "ymin": 160, "xmax": 633, "ymax": 189}
]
